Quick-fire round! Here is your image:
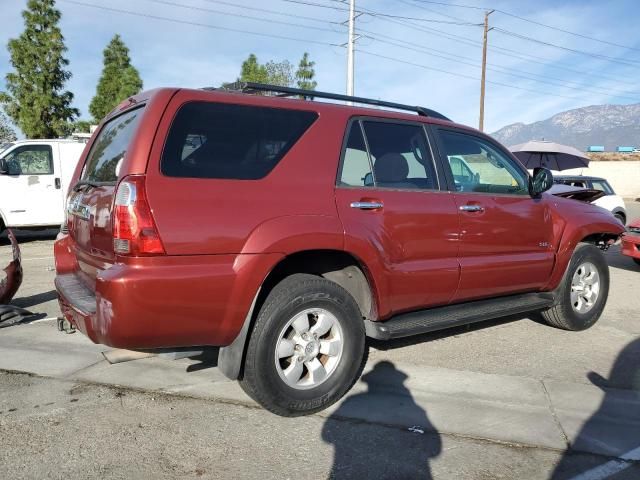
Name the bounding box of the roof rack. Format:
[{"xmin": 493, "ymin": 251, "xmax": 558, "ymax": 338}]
[{"xmin": 206, "ymin": 82, "xmax": 451, "ymax": 121}]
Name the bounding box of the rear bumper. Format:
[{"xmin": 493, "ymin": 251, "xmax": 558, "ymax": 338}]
[
  {"xmin": 54, "ymin": 235, "xmax": 282, "ymax": 350},
  {"xmin": 621, "ymin": 233, "xmax": 640, "ymax": 259}
]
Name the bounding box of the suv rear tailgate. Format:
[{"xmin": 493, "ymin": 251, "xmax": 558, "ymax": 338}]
[{"xmin": 67, "ymin": 106, "xmax": 145, "ymax": 278}]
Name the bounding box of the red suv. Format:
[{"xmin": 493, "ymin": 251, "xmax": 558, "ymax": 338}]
[{"xmin": 55, "ymin": 83, "xmax": 624, "ymax": 416}]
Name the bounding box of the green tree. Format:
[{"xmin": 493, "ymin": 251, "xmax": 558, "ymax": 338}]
[
  {"xmin": 295, "ymin": 52, "xmax": 317, "ymax": 91},
  {"xmin": 265, "ymin": 60, "xmax": 293, "ymax": 87},
  {"xmin": 0, "ymin": 0, "xmax": 78, "ymax": 138},
  {"xmin": 239, "ymin": 54, "xmax": 269, "ymax": 84},
  {"xmin": 89, "ymin": 34, "xmax": 143, "ymax": 121},
  {"xmin": 0, "ymin": 112, "xmax": 17, "ymax": 144}
]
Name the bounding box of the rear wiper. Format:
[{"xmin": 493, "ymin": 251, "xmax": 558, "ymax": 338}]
[{"xmin": 72, "ymin": 180, "xmax": 101, "ymax": 192}]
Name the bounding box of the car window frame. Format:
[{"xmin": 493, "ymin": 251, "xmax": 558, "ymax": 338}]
[
  {"xmin": 4, "ymin": 144, "xmax": 54, "ymax": 176},
  {"xmin": 335, "ymin": 116, "xmax": 443, "ymax": 192},
  {"xmin": 431, "ymin": 125, "xmax": 532, "ymax": 197}
]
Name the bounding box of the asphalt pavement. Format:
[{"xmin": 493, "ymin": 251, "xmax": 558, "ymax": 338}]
[{"xmin": 0, "ymin": 203, "xmax": 639, "ymax": 479}]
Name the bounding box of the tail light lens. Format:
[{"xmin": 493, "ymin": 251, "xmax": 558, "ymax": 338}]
[{"xmin": 112, "ymin": 175, "xmax": 165, "ymax": 255}]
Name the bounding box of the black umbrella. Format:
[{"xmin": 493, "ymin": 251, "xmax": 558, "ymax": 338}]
[{"xmin": 509, "ymin": 140, "xmax": 590, "ymax": 170}]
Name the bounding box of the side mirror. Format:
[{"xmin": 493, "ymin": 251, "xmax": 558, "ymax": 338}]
[
  {"xmin": 0, "ymin": 158, "xmax": 8, "ymax": 175},
  {"xmin": 530, "ymin": 167, "xmax": 553, "ymax": 196}
]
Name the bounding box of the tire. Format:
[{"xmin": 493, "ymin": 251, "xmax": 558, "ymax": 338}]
[
  {"xmin": 240, "ymin": 273, "xmax": 367, "ymax": 417},
  {"xmin": 541, "ymin": 243, "xmax": 609, "ymax": 331},
  {"xmin": 614, "ymin": 212, "xmax": 626, "ymax": 226},
  {"xmin": 633, "ymin": 258, "xmax": 640, "ymax": 267}
]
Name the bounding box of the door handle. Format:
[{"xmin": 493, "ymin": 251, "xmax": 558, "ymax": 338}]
[
  {"xmin": 350, "ymin": 201, "xmax": 383, "ymax": 210},
  {"xmin": 55, "ymin": 178, "xmax": 61, "ymax": 189},
  {"xmin": 459, "ymin": 204, "xmax": 484, "ymax": 212}
]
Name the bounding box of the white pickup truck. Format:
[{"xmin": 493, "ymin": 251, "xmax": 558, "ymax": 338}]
[{"xmin": 0, "ymin": 139, "xmax": 86, "ymax": 233}]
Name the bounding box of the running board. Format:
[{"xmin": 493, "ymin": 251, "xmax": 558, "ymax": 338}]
[{"xmin": 364, "ymin": 292, "xmax": 555, "ymax": 341}]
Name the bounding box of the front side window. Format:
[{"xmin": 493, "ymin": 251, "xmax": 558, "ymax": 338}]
[
  {"xmin": 162, "ymin": 102, "xmax": 318, "ymax": 180},
  {"xmin": 4, "ymin": 145, "xmax": 53, "ymax": 175},
  {"xmin": 439, "ymin": 130, "xmax": 528, "ymax": 195},
  {"xmin": 338, "ymin": 120, "xmax": 438, "ymax": 190}
]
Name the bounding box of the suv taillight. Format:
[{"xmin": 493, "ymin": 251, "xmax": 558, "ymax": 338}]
[{"xmin": 112, "ymin": 175, "xmax": 165, "ymax": 256}]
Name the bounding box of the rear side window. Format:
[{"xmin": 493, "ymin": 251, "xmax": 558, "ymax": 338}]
[
  {"xmin": 161, "ymin": 102, "xmax": 318, "ymax": 180},
  {"xmin": 82, "ymin": 107, "xmax": 143, "ymax": 183},
  {"xmin": 591, "ymin": 180, "xmax": 613, "ymax": 195}
]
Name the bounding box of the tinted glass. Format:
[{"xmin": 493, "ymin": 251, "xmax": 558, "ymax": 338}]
[
  {"xmin": 82, "ymin": 107, "xmax": 143, "ymax": 183},
  {"xmin": 162, "ymin": 102, "xmax": 318, "ymax": 180},
  {"xmin": 339, "ymin": 123, "xmax": 372, "ymax": 186},
  {"xmin": 362, "ymin": 121, "xmax": 437, "ymax": 190},
  {"xmin": 439, "ymin": 131, "xmax": 528, "ymax": 195},
  {"xmin": 5, "ymin": 145, "xmax": 53, "ymax": 175}
]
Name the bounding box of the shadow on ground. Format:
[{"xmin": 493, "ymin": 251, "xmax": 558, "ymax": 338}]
[
  {"xmin": 551, "ymin": 338, "xmax": 640, "ymax": 479},
  {"xmin": 322, "ymin": 361, "xmax": 441, "ymax": 479}
]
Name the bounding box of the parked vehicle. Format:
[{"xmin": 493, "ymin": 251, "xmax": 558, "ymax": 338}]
[
  {"xmin": 553, "ymin": 175, "xmax": 627, "ymax": 224},
  {"xmin": 616, "ymin": 146, "xmax": 635, "ymax": 153},
  {"xmin": 621, "ymin": 219, "xmax": 640, "ymax": 266},
  {"xmin": 586, "ymin": 146, "xmax": 605, "ymax": 153},
  {"xmin": 54, "ymin": 83, "xmax": 625, "ymax": 416},
  {"xmin": 0, "ymin": 139, "xmax": 86, "ymax": 233}
]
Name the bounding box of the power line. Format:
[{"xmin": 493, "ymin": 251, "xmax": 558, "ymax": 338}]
[
  {"xmin": 58, "ymin": 0, "xmax": 343, "ymax": 47},
  {"xmin": 357, "ymin": 49, "xmax": 593, "ymax": 102},
  {"xmin": 142, "ymin": 0, "xmax": 343, "ymax": 34},
  {"xmin": 408, "ymin": 0, "xmax": 640, "ymax": 53},
  {"xmin": 402, "ymin": 0, "xmax": 485, "ymax": 10},
  {"xmin": 200, "ymin": 0, "xmax": 345, "ymax": 26},
  {"xmin": 494, "ymin": 8, "xmax": 640, "ymax": 53},
  {"xmin": 284, "ymin": 0, "xmax": 482, "ymax": 25},
  {"xmin": 493, "ymin": 27, "xmax": 640, "ymax": 68},
  {"xmin": 357, "ymin": 29, "xmax": 640, "ymax": 101},
  {"xmin": 351, "ymin": 2, "xmax": 640, "ymax": 87}
]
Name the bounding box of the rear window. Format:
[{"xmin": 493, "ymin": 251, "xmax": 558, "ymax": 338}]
[
  {"xmin": 161, "ymin": 102, "xmax": 318, "ymax": 180},
  {"xmin": 82, "ymin": 107, "xmax": 143, "ymax": 183}
]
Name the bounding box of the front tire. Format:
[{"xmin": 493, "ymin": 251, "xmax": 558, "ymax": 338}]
[
  {"xmin": 240, "ymin": 273, "xmax": 367, "ymax": 416},
  {"xmin": 541, "ymin": 243, "xmax": 609, "ymax": 331}
]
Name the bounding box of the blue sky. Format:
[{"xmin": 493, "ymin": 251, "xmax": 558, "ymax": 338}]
[{"xmin": 2, "ymin": 0, "xmax": 640, "ymax": 135}]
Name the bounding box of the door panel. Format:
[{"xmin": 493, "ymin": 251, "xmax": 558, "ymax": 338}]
[
  {"xmin": 337, "ymin": 189, "xmax": 460, "ymax": 314},
  {"xmin": 434, "ymin": 128, "xmax": 555, "ymax": 302},
  {"xmin": 336, "ymin": 119, "xmax": 460, "ymax": 316},
  {"xmin": 1, "ymin": 144, "xmax": 63, "ymax": 226},
  {"xmin": 452, "ymin": 194, "xmax": 554, "ymax": 301}
]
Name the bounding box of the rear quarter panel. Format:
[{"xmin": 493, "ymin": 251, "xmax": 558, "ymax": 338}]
[{"xmin": 144, "ymin": 90, "xmax": 350, "ymax": 256}]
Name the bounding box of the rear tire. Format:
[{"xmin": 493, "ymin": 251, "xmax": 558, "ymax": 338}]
[
  {"xmin": 240, "ymin": 273, "xmax": 367, "ymax": 416},
  {"xmin": 541, "ymin": 243, "xmax": 609, "ymax": 331}
]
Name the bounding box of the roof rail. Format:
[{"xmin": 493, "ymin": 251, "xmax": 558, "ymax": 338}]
[{"xmin": 205, "ymin": 82, "xmax": 451, "ymax": 121}]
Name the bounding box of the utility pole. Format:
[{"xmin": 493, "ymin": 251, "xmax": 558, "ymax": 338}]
[
  {"xmin": 347, "ymin": 0, "xmax": 356, "ymax": 96},
  {"xmin": 479, "ymin": 9, "xmax": 494, "ymax": 132}
]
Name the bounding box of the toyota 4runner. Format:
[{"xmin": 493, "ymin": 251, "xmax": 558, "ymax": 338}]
[{"xmin": 54, "ymin": 83, "xmax": 624, "ymax": 416}]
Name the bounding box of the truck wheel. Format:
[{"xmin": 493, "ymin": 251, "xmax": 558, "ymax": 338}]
[
  {"xmin": 541, "ymin": 243, "xmax": 609, "ymax": 331},
  {"xmin": 240, "ymin": 273, "xmax": 367, "ymax": 416}
]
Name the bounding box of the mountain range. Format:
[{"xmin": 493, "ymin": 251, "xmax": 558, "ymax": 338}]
[{"xmin": 491, "ymin": 103, "xmax": 640, "ymax": 151}]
